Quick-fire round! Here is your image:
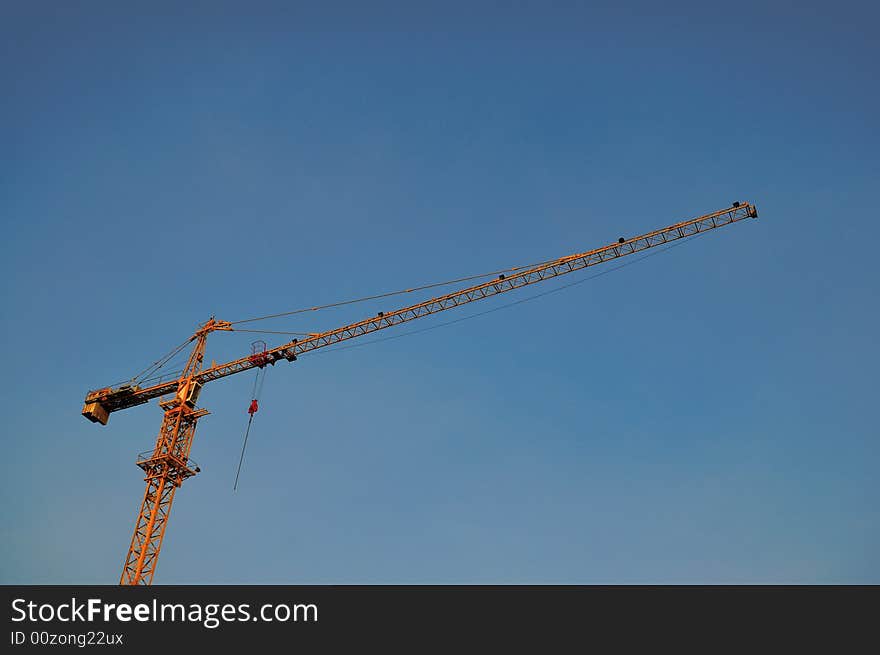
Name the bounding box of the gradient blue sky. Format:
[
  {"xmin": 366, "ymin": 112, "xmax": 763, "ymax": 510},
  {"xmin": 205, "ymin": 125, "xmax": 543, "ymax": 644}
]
[{"xmin": 1, "ymin": 1, "xmax": 877, "ymax": 584}]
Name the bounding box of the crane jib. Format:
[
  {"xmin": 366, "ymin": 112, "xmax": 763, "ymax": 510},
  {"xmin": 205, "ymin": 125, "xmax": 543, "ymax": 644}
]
[{"xmin": 82, "ymin": 202, "xmax": 757, "ymax": 424}]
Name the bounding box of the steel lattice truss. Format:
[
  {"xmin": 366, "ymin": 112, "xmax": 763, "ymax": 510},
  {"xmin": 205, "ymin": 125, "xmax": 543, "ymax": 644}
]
[
  {"xmin": 81, "ymin": 201, "xmax": 758, "ymax": 585},
  {"xmin": 84, "ymin": 201, "xmax": 757, "ymax": 418}
]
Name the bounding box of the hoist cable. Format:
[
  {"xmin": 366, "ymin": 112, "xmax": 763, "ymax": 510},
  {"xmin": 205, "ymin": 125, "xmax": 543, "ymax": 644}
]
[
  {"xmin": 234, "ymin": 366, "xmax": 269, "ymax": 491},
  {"xmin": 233, "ymin": 415, "xmax": 254, "ymax": 492}
]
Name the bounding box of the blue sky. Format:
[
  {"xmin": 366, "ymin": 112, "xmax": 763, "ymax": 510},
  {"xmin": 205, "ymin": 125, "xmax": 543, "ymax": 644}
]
[{"xmin": 1, "ymin": 1, "xmax": 877, "ymax": 583}]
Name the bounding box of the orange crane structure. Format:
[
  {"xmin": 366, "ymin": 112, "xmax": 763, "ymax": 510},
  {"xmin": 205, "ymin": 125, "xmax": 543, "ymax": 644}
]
[{"xmin": 82, "ymin": 201, "xmax": 758, "ymax": 585}]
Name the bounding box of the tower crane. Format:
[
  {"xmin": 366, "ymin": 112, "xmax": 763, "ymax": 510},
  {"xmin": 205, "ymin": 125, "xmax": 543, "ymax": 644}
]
[{"xmin": 81, "ymin": 201, "xmax": 758, "ymax": 585}]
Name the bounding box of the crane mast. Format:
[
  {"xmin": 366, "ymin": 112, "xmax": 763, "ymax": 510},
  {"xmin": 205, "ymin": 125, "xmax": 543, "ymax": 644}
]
[
  {"xmin": 82, "ymin": 201, "xmax": 758, "ymax": 585},
  {"xmin": 118, "ymin": 319, "xmax": 230, "ymax": 584}
]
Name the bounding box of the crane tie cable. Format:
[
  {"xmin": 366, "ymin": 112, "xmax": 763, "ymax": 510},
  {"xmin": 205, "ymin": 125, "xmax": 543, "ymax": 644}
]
[
  {"xmin": 228, "ymin": 257, "xmax": 565, "ymax": 325},
  {"xmin": 120, "ymin": 225, "xmax": 720, "ymax": 387},
  {"xmin": 296, "ymin": 227, "xmax": 718, "ymax": 355}
]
